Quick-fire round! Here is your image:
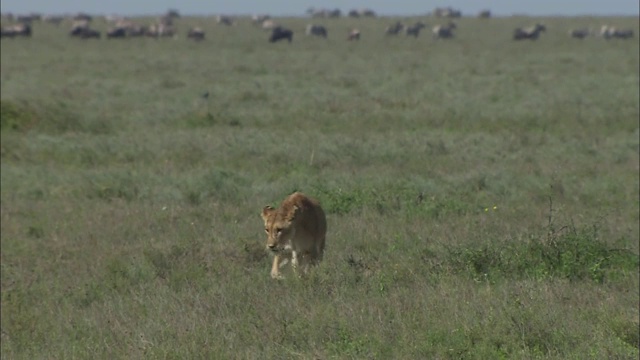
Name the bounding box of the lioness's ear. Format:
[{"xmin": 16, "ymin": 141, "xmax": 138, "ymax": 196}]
[
  {"xmin": 261, "ymin": 206, "xmax": 275, "ymax": 221},
  {"xmin": 285, "ymin": 205, "xmax": 299, "ymax": 221}
]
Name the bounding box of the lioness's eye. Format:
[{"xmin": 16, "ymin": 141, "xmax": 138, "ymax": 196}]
[
  {"xmin": 276, "ymin": 228, "xmax": 282, "ymax": 233},
  {"xmin": 264, "ymin": 228, "xmax": 269, "ymax": 233}
]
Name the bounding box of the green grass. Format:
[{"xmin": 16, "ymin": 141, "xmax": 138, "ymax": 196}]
[{"xmin": 1, "ymin": 14, "xmax": 639, "ymax": 359}]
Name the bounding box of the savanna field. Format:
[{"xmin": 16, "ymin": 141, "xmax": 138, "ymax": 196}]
[{"xmin": 1, "ymin": 14, "xmax": 639, "ymax": 359}]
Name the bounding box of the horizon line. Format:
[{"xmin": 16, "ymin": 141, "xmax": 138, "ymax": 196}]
[{"xmin": 2, "ymin": 10, "xmax": 639, "ymax": 18}]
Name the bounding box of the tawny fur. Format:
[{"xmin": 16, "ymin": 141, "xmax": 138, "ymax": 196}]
[{"xmin": 261, "ymin": 192, "xmax": 327, "ymax": 279}]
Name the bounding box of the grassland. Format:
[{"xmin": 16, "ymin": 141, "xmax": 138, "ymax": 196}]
[{"xmin": 1, "ymin": 14, "xmax": 639, "ymax": 359}]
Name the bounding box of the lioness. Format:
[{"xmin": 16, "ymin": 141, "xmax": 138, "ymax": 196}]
[{"xmin": 261, "ymin": 192, "xmax": 327, "ymax": 279}]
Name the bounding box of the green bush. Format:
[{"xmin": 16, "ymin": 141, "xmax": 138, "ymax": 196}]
[
  {"xmin": 1, "ymin": 100, "xmax": 36, "ymax": 131},
  {"xmin": 0, "ymin": 99, "xmax": 88, "ymax": 133},
  {"xmin": 444, "ymin": 225, "xmax": 638, "ymax": 283}
]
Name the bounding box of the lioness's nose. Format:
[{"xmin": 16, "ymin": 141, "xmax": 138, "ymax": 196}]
[{"xmin": 267, "ymin": 244, "xmax": 277, "ymax": 250}]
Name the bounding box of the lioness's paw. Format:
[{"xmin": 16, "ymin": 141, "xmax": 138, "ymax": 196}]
[{"xmin": 270, "ymin": 272, "xmax": 284, "ymax": 280}]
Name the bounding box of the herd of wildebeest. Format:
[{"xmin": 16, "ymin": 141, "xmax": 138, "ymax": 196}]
[{"xmin": 0, "ymin": 6, "xmax": 635, "ymax": 43}]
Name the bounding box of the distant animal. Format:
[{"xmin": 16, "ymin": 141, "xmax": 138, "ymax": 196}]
[
  {"xmin": 69, "ymin": 20, "xmax": 101, "ymax": 39},
  {"xmin": 70, "ymin": 19, "xmax": 89, "ymax": 31},
  {"xmin": 106, "ymin": 27, "xmax": 127, "ymax": 39},
  {"xmin": 71, "ymin": 27, "xmax": 100, "ymax": 39},
  {"xmin": 406, "ymin": 21, "xmax": 426, "ymax": 37},
  {"xmin": 261, "ymin": 20, "xmax": 278, "ymax": 31},
  {"xmin": 478, "ymin": 10, "xmax": 491, "ymax": 18},
  {"xmin": 348, "ymin": 8, "xmax": 376, "ymax": 18},
  {"xmin": 72, "ymin": 13, "xmax": 92, "ymax": 22},
  {"xmin": 569, "ymin": 28, "xmax": 590, "ymax": 39},
  {"xmin": 385, "ymin": 21, "xmax": 404, "ymax": 35},
  {"xmin": 513, "ymin": 24, "xmax": 546, "ymax": 40},
  {"xmin": 252, "ymin": 14, "xmax": 270, "ymax": 25},
  {"xmin": 145, "ymin": 24, "xmax": 175, "ymax": 38},
  {"xmin": 69, "ymin": 20, "xmax": 90, "ymax": 37},
  {"xmin": 305, "ymin": 24, "xmax": 327, "ymax": 38},
  {"xmin": 216, "ymin": 15, "xmax": 234, "ymax": 26},
  {"xmin": 160, "ymin": 9, "xmax": 180, "ymax": 26},
  {"xmin": 165, "ymin": 9, "xmax": 180, "ymax": 19},
  {"xmin": 307, "ymin": 8, "xmax": 341, "ymax": 18},
  {"xmin": 360, "ymin": 8, "xmax": 377, "ymax": 17},
  {"xmin": 126, "ymin": 24, "xmax": 146, "ymax": 37},
  {"xmin": 261, "ymin": 192, "xmax": 327, "ymax": 279},
  {"xmin": 433, "ymin": 7, "xmax": 462, "ymax": 18},
  {"xmin": 187, "ymin": 27, "xmax": 205, "ymax": 41},
  {"xmin": 269, "ymin": 26, "xmax": 293, "ymax": 43},
  {"xmin": 347, "ymin": 28, "xmax": 361, "ymax": 41},
  {"xmin": 0, "ymin": 23, "xmax": 31, "ymax": 38},
  {"xmin": 433, "ymin": 22, "xmax": 456, "ymax": 39},
  {"xmin": 601, "ymin": 26, "xmax": 634, "ymax": 39}
]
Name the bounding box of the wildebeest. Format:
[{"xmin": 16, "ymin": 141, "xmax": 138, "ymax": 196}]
[
  {"xmin": 216, "ymin": 15, "xmax": 234, "ymax": 26},
  {"xmin": 71, "ymin": 27, "xmax": 101, "ymax": 39},
  {"xmin": 161, "ymin": 9, "xmax": 180, "ymax": 25},
  {"xmin": 69, "ymin": 20, "xmax": 101, "ymax": 39},
  {"xmin": 513, "ymin": 24, "xmax": 546, "ymax": 40},
  {"xmin": 406, "ymin": 21, "xmax": 426, "ymax": 37},
  {"xmin": 385, "ymin": 21, "xmax": 404, "ymax": 35},
  {"xmin": 187, "ymin": 27, "xmax": 205, "ymax": 41},
  {"xmin": 107, "ymin": 20, "xmax": 146, "ymax": 37},
  {"xmin": 106, "ymin": 26, "xmax": 127, "ymax": 39},
  {"xmin": 347, "ymin": 28, "xmax": 361, "ymax": 41},
  {"xmin": 126, "ymin": 24, "xmax": 147, "ymax": 37},
  {"xmin": 70, "ymin": 19, "xmax": 89, "ymax": 32},
  {"xmin": 261, "ymin": 20, "xmax": 278, "ymax": 31},
  {"xmin": 569, "ymin": 28, "xmax": 591, "ymax": 39},
  {"xmin": 0, "ymin": 23, "xmax": 31, "ymax": 38},
  {"xmin": 166, "ymin": 9, "xmax": 180, "ymax": 18},
  {"xmin": 73, "ymin": 13, "xmax": 92, "ymax": 22},
  {"xmin": 433, "ymin": 22, "xmax": 456, "ymax": 39},
  {"xmin": 269, "ymin": 26, "xmax": 293, "ymax": 43},
  {"xmin": 433, "ymin": 7, "xmax": 462, "ymax": 18},
  {"xmin": 478, "ymin": 10, "xmax": 491, "ymax": 18},
  {"xmin": 145, "ymin": 24, "xmax": 175, "ymax": 38},
  {"xmin": 601, "ymin": 26, "xmax": 634, "ymax": 39},
  {"xmin": 348, "ymin": 8, "xmax": 376, "ymax": 18},
  {"xmin": 305, "ymin": 24, "xmax": 327, "ymax": 38},
  {"xmin": 307, "ymin": 8, "xmax": 341, "ymax": 18},
  {"xmin": 252, "ymin": 14, "xmax": 270, "ymax": 25}
]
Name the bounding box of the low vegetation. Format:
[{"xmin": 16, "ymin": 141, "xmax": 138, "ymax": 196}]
[{"xmin": 1, "ymin": 13, "xmax": 638, "ymax": 359}]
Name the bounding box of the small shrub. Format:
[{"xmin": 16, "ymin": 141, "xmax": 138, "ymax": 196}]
[
  {"xmin": 0, "ymin": 99, "xmax": 85, "ymax": 134},
  {"xmin": 314, "ymin": 187, "xmax": 368, "ymax": 215},
  {"xmin": 443, "ymin": 224, "xmax": 639, "ymax": 283},
  {"xmin": 1, "ymin": 100, "xmax": 36, "ymax": 131},
  {"xmin": 609, "ymin": 318, "xmax": 640, "ymax": 349}
]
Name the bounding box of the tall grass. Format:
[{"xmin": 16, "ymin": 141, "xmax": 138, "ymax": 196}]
[{"xmin": 1, "ymin": 14, "xmax": 639, "ymax": 359}]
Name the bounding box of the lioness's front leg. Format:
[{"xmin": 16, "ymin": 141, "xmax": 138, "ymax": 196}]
[
  {"xmin": 293, "ymin": 251, "xmax": 314, "ymax": 277},
  {"xmin": 291, "ymin": 251, "xmax": 300, "ymax": 277},
  {"xmin": 271, "ymin": 254, "xmax": 283, "ymax": 279},
  {"xmin": 270, "ymin": 252, "xmax": 291, "ymax": 279}
]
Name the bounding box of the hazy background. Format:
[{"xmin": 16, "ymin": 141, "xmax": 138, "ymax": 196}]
[{"xmin": 1, "ymin": 0, "xmax": 639, "ymax": 16}]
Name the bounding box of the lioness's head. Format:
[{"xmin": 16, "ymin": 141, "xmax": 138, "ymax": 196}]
[{"xmin": 261, "ymin": 204, "xmax": 299, "ymax": 252}]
